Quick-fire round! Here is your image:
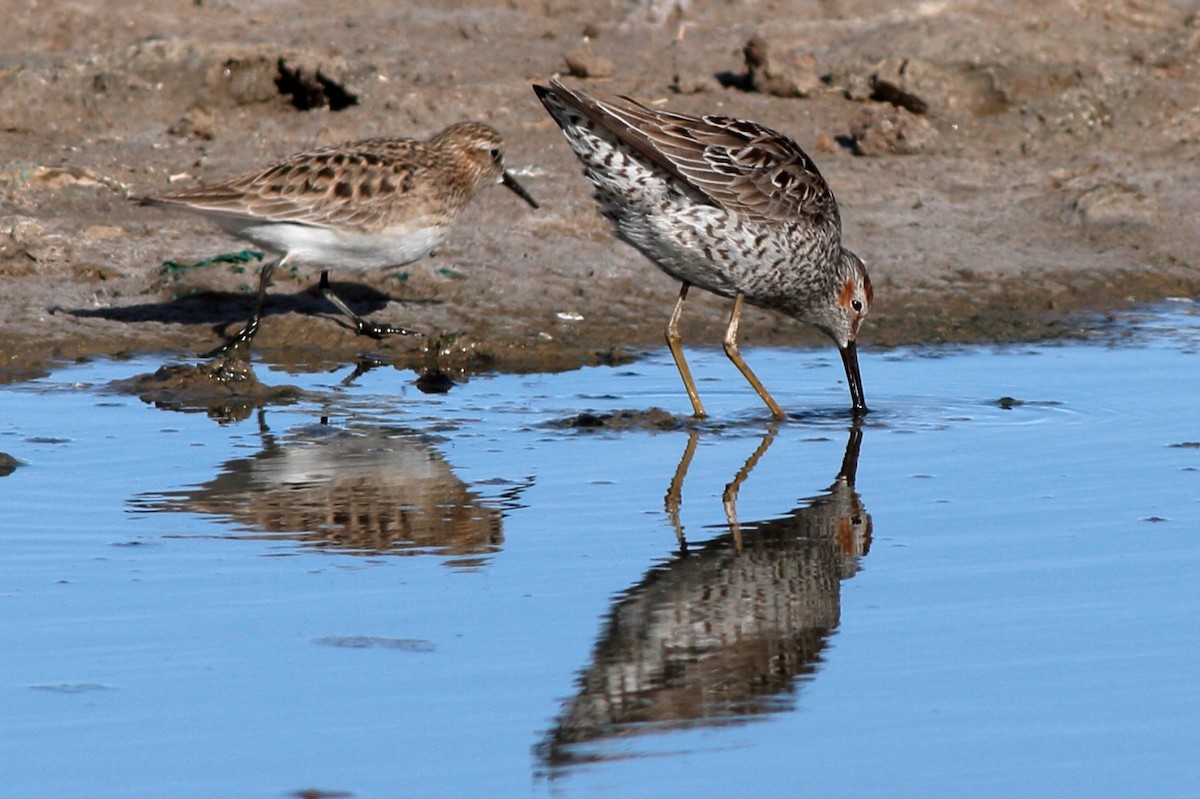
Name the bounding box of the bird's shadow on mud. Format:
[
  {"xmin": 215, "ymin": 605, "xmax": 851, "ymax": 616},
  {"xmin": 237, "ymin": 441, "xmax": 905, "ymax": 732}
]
[{"xmin": 61, "ymin": 279, "xmax": 443, "ymax": 334}]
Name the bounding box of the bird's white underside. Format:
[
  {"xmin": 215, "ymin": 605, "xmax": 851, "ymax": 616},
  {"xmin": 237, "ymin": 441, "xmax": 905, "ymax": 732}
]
[{"xmin": 213, "ymin": 217, "xmax": 446, "ymax": 271}]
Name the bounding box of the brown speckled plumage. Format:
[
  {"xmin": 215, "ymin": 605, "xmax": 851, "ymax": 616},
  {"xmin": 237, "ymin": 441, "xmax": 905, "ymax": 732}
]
[
  {"xmin": 144, "ymin": 121, "xmax": 537, "ymax": 350},
  {"xmin": 534, "ymin": 80, "xmax": 870, "ymax": 417}
]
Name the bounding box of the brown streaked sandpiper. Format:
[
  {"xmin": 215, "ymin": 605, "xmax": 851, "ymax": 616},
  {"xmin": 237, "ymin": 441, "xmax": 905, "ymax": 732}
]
[
  {"xmin": 534, "ymin": 80, "xmax": 870, "ymax": 417},
  {"xmin": 143, "ymin": 121, "xmax": 538, "ymax": 353}
]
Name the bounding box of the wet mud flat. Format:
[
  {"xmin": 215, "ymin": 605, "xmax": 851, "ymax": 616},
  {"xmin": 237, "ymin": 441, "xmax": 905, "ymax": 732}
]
[{"xmin": 2, "ymin": 0, "xmax": 1199, "ymax": 382}]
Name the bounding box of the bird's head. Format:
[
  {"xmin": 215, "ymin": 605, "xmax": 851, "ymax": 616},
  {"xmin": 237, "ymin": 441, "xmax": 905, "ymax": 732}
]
[
  {"xmin": 436, "ymin": 122, "xmax": 538, "ymax": 209},
  {"xmin": 808, "ymin": 248, "xmax": 871, "ymax": 414},
  {"xmin": 823, "ymin": 248, "xmax": 872, "ymax": 349}
]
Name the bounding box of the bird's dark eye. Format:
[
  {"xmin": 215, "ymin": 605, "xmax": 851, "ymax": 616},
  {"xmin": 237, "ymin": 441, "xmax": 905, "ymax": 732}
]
[
  {"xmin": 851, "ymin": 300, "xmax": 863, "ymax": 312},
  {"xmin": 489, "ymin": 147, "xmax": 502, "ymax": 161}
]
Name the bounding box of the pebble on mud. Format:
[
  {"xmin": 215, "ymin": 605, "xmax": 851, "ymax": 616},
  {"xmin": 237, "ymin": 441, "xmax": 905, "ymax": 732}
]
[
  {"xmin": 564, "ymin": 45, "xmax": 614, "ymax": 79},
  {"xmin": 1, "ymin": 216, "xmax": 72, "ymax": 266},
  {"xmin": 671, "ymin": 72, "xmax": 713, "ymax": 94},
  {"xmin": 843, "ymin": 103, "xmax": 936, "ymax": 155},
  {"xmin": 1070, "ymin": 182, "xmax": 1159, "ymax": 244},
  {"xmin": 866, "ymin": 63, "xmax": 930, "ymax": 115},
  {"xmin": 825, "ymin": 57, "xmax": 1011, "ymax": 123},
  {"xmin": 1, "ymin": 217, "xmax": 44, "ymax": 270},
  {"xmin": 167, "ymin": 105, "xmax": 218, "ymax": 140},
  {"xmin": 741, "ymin": 35, "xmax": 819, "ymax": 98}
]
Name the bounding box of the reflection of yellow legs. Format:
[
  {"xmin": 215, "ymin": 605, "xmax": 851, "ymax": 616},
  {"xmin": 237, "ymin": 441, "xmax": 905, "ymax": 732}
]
[
  {"xmin": 665, "ymin": 282, "xmax": 707, "ymax": 419},
  {"xmin": 723, "ymin": 292, "xmax": 786, "ymax": 420},
  {"xmin": 665, "ymin": 426, "xmax": 778, "ymax": 550},
  {"xmin": 664, "ymin": 430, "xmax": 700, "ymax": 546},
  {"xmin": 721, "ymin": 427, "xmax": 778, "ymax": 551}
]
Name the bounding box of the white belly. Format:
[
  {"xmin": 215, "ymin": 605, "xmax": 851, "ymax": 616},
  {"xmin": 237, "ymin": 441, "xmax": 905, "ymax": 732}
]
[{"xmin": 223, "ymin": 220, "xmax": 446, "ymax": 272}]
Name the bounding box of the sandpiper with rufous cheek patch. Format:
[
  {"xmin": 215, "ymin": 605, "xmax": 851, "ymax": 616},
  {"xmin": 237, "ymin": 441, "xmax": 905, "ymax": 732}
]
[{"xmin": 534, "ymin": 80, "xmax": 870, "ymax": 417}]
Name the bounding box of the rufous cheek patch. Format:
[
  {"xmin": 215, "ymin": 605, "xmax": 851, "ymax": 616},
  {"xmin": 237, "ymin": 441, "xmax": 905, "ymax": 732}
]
[{"xmin": 838, "ymin": 278, "xmax": 856, "ymax": 308}]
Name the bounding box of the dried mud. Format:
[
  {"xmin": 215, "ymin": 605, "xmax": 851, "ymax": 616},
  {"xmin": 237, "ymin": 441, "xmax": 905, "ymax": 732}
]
[{"xmin": 2, "ymin": 0, "xmax": 1198, "ymax": 383}]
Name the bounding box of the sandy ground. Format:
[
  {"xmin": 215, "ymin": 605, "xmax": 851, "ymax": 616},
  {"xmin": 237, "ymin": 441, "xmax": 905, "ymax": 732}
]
[{"xmin": 2, "ymin": 0, "xmax": 1198, "ymax": 383}]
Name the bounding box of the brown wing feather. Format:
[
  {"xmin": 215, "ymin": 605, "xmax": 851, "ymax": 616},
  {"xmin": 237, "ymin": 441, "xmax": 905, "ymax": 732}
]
[
  {"xmin": 150, "ymin": 139, "xmax": 447, "ymax": 230},
  {"xmin": 544, "ymin": 80, "xmax": 839, "ymax": 229}
]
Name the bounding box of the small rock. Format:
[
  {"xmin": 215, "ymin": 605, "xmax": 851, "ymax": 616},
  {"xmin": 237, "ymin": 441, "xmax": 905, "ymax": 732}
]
[
  {"xmin": 742, "ymin": 35, "xmax": 818, "ymax": 98},
  {"xmin": 16, "ymin": 167, "xmax": 111, "ymax": 193},
  {"xmin": 564, "ymin": 46, "xmax": 613, "ymax": 79},
  {"xmin": 1070, "ymin": 182, "xmax": 1158, "ymax": 241},
  {"xmin": 167, "ymin": 105, "xmax": 217, "ymax": 140},
  {"xmin": 844, "ymin": 104, "xmax": 936, "ymax": 155},
  {"xmin": 553, "ymin": 408, "xmax": 682, "ymax": 431},
  {"xmin": 220, "ymin": 56, "xmax": 281, "ymax": 105},
  {"xmin": 5, "ymin": 216, "xmax": 45, "ymax": 245},
  {"xmin": 837, "ymin": 71, "xmax": 874, "ymax": 103},
  {"xmin": 671, "ymin": 72, "xmax": 712, "ymax": 94},
  {"xmin": 824, "ymin": 57, "xmax": 1006, "ymax": 121},
  {"xmin": 83, "ymin": 224, "xmax": 126, "ymax": 242},
  {"xmin": 5, "ymin": 216, "xmax": 73, "ymax": 263},
  {"xmin": 1021, "ymin": 85, "xmax": 1112, "ymax": 140},
  {"xmin": 24, "ymin": 235, "xmax": 72, "ymax": 263},
  {"xmin": 868, "ymin": 63, "xmax": 930, "ymax": 115},
  {"xmin": 0, "ymin": 452, "xmax": 21, "ymax": 477}
]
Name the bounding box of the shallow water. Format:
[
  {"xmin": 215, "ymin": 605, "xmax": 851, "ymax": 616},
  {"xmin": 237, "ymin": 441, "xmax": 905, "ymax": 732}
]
[{"xmin": 3, "ymin": 303, "xmax": 1199, "ymax": 798}]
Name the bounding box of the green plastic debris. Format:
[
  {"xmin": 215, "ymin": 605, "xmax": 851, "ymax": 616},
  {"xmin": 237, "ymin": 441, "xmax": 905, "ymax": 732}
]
[{"xmin": 160, "ymin": 249, "xmax": 265, "ymax": 277}]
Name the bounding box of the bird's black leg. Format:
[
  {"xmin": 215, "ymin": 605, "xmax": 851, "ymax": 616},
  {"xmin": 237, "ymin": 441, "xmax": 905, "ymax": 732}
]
[
  {"xmin": 318, "ymin": 270, "xmax": 422, "ymax": 339},
  {"xmin": 204, "ymin": 256, "xmax": 281, "ymax": 359}
]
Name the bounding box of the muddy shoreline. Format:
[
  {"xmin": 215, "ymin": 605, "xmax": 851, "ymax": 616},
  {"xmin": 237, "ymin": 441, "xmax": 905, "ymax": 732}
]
[{"xmin": 2, "ymin": 0, "xmax": 1198, "ymax": 382}]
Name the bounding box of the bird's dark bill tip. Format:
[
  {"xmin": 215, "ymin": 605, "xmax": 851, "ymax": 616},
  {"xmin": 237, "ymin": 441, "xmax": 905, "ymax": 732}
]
[
  {"xmin": 502, "ymin": 171, "xmax": 539, "ymax": 209},
  {"xmin": 840, "ymin": 342, "xmax": 868, "ymax": 416}
]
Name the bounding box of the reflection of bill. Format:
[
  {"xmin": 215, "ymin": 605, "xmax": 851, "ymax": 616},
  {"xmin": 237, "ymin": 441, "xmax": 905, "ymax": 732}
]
[
  {"xmin": 538, "ymin": 426, "xmax": 870, "ymax": 769},
  {"xmin": 134, "ymin": 417, "xmax": 524, "ymax": 564}
]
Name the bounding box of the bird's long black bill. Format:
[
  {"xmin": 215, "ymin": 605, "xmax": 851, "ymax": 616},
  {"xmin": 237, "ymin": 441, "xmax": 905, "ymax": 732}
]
[
  {"xmin": 502, "ymin": 171, "xmax": 539, "ymax": 209},
  {"xmin": 840, "ymin": 342, "xmax": 868, "ymax": 416}
]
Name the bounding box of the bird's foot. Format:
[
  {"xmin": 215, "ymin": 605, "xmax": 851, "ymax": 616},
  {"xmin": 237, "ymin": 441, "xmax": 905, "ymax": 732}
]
[
  {"xmin": 353, "ymin": 317, "xmax": 423, "ymax": 339},
  {"xmin": 202, "ymin": 354, "xmax": 256, "ymax": 385},
  {"xmin": 202, "ymin": 320, "xmax": 258, "ymax": 360}
]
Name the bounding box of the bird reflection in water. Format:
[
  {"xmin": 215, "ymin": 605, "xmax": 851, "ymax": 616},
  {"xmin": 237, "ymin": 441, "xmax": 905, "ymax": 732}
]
[
  {"xmin": 133, "ymin": 413, "xmax": 527, "ymax": 566},
  {"xmin": 537, "ymin": 425, "xmax": 870, "ymax": 769}
]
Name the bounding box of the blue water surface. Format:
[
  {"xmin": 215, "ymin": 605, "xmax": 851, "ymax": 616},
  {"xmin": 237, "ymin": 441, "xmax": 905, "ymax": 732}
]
[{"xmin": 1, "ymin": 303, "xmax": 1198, "ymax": 798}]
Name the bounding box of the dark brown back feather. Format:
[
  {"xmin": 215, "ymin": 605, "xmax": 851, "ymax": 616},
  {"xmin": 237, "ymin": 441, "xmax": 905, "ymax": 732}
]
[{"xmin": 540, "ymin": 79, "xmax": 840, "ymax": 231}]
